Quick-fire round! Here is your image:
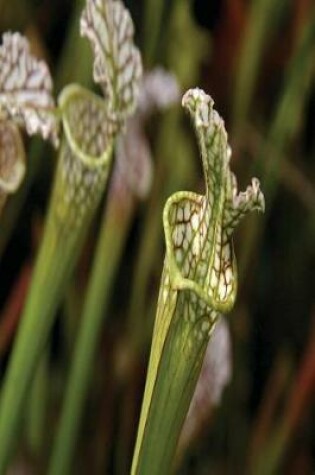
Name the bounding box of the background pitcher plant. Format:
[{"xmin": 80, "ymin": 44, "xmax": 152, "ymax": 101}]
[
  {"xmin": 0, "ymin": 0, "xmax": 142, "ymax": 470},
  {"xmin": 0, "ymin": 32, "xmax": 59, "ymax": 216}
]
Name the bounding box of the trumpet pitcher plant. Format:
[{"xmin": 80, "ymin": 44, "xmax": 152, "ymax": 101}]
[
  {"xmin": 0, "ymin": 0, "xmax": 142, "ymax": 470},
  {"xmin": 0, "ymin": 32, "xmax": 59, "ymax": 215},
  {"xmin": 131, "ymin": 88, "xmax": 265, "ymax": 474}
]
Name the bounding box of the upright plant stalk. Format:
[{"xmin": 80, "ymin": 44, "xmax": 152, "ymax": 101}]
[
  {"xmin": 131, "ymin": 88, "xmax": 265, "ymax": 474},
  {"xmin": 55, "ymin": 0, "xmax": 92, "ymax": 92},
  {"xmin": 143, "ymin": 0, "xmax": 166, "ymax": 66},
  {"xmin": 26, "ymin": 352, "xmax": 48, "ymax": 455},
  {"xmin": 177, "ymin": 316, "xmax": 232, "ymax": 462},
  {"xmin": 239, "ymin": 8, "xmax": 315, "ymax": 279},
  {"xmin": 232, "ymin": 0, "xmax": 287, "ymax": 137},
  {"xmin": 259, "ymin": 8, "xmax": 315, "ymax": 202}
]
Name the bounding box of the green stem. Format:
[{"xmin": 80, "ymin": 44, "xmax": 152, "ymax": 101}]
[
  {"xmin": 232, "ymin": 0, "xmax": 287, "ymax": 138},
  {"xmin": 0, "ymin": 205, "xmax": 78, "ymax": 471},
  {"xmin": 48, "ymin": 195, "xmax": 134, "ymax": 475},
  {"xmin": 239, "ymin": 9, "xmax": 315, "ymax": 279},
  {"xmin": 26, "ymin": 351, "xmax": 48, "ymax": 457},
  {"xmin": 131, "ymin": 289, "xmax": 209, "ymax": 474},
  {"xmin": 55, "ymin": 0, "xmax": 92, "ymax": 92},
  {"xmin": 143, "ymin": 0, "xmax": 167, "ymax": 67},
  {"xmin": 63, "ymin": 281, "xmax": 84, "ymax": 356}
]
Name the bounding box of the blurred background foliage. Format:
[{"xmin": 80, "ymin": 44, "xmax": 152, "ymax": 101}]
[{"xmin": 0, "ymin": 0, "xmax": 314, "ymax": 474}]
